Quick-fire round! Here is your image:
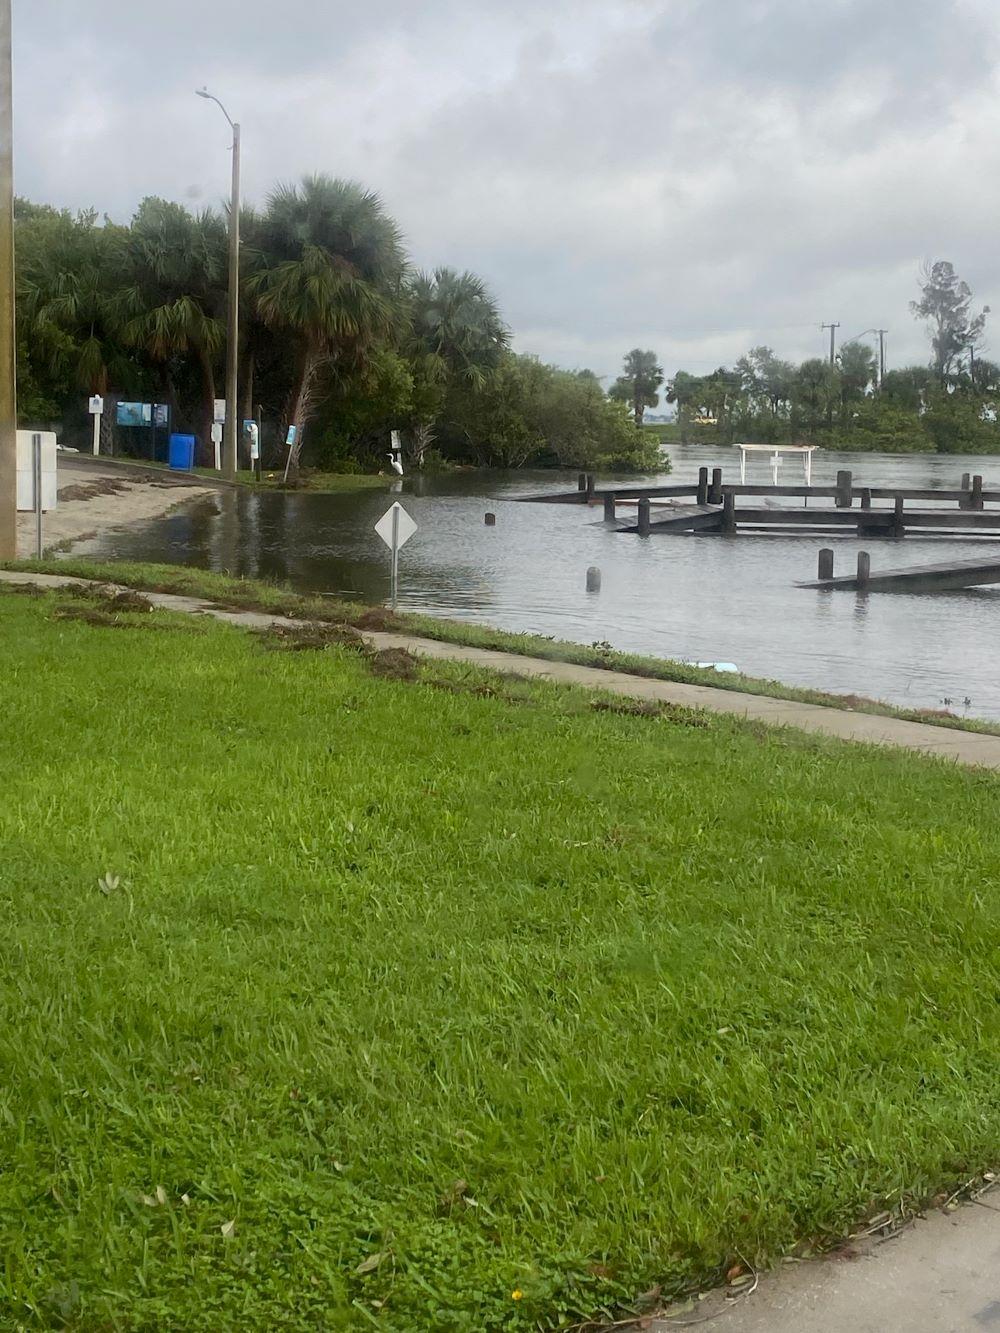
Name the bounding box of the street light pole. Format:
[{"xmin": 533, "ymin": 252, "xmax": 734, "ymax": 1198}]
[
  {"xmin": 197, "ymin": 88, "xmax": 239, "ymax": 481},
  {"xmin": 0, "ymin": 0, "xmax": 15, "ymax": 559}
]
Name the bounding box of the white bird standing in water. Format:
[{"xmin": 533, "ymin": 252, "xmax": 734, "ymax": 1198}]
[{"xmin": 387, "ymin": 428, "xmax": 404, "ymax": 475}]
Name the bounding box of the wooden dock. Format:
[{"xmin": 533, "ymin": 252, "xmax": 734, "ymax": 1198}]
[
  {"xmin": 521, "ymin": 468, "xmax": 1000, "ymax": 540},
  {"xmin": 800, "ymin": 549, "xmax": 1000, "ymax": 593}
]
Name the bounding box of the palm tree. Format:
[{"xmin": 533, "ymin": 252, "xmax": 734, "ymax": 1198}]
[
  {"xmin": 248, "ymin": 175, "xmax": 406, "ymax": 477},
  {"xmin": 406, "ymin": 266, "xmax": 508, "ymax": 465},
  {"xmin": 114, "ymin": 198, "xmax": 227, "ymax": 448},
  {"xmin": 17, "ymin": 205, "xmax": 132, "ymax": 397},
  {"xmin": 608, "ymin": 349, "xmax": 664, "ymax": 427}
]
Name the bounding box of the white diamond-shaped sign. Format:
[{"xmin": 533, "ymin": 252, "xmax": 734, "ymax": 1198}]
[{"xmin": 374, "ymin": 502, "xmax": 417, "ymax": 551}]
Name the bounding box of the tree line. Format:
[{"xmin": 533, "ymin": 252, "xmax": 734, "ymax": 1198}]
[
  {"xmin": 613, "ymin": 262, "xmax": 1000, "ymax": 454},
  {"xmin": 16, "ymin": 178, "xmax": 658, "ymax": 475}
]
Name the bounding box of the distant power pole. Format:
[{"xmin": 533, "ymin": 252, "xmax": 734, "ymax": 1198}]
[
  {"xmin": 0, "ymin": 0, "xmax": 14, "ymax": 561},
  {"xmin": 821, "ymin": 322, "xmax": 840, "ymax": 366},
  {"xmin": 876, "ymin": 329, "xmax": 888, "ymax": 388}
]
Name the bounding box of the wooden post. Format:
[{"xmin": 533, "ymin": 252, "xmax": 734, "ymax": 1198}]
[
  {"xmin": 856, "ymin": 550, "xmax": 871, "ymax": 589},
  {"xmin": 835, "ymin": 470, "xmax": 853, "ymax": 508},
  {"xmin": 586, "ymin": 566, "xmax": 601, "ymax": 592},
  {"xmin": 722, "ymin": 490, "xmax": 736, "ymax": 534},
  {"xmin": 637, "ymin": 497, "xmax": 651, "ymax": 537},
  {"xmin": 484, "ymin": 512, "xmax": 496, "ymax": 526},
  {"xmin": 603, "ymin": 492, "xmax": 616, "ymax": 522},
  {"xmin": 818, "ymin": 548, "xmax": 834, "ymax": 580},
  {"xmin": 972, "ymin": 474, "xmax": 984, "ymax": 511},
  {"xmin": 892, "ymin": 494, "xmax": 905, "ymax": 538},
  {"xmin": 860, "ymin": 488, "xmax": 872, "ymax": 510},
  {"xmin": 585, "ymin": 474, "xmax": 596, "ymax": 503},
  {"xmin": 577, "ymin": 472, "xmax": 587, "ymax": 492},
  {"xmin": 709, "ymin": 467, "xmax": 723, "ymax": 504},
  {"xmin": 696, "ymin": 467, "xmax": 708, "ymax": 505},
  {"xmin": 961, "ymin": 472, "xmax": 971, "ymax": 491}
]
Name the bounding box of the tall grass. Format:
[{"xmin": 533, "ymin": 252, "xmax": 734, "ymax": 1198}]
[{"xmin": 3, "ymin": 589, "xmax": 1000, "ymax": 1330}]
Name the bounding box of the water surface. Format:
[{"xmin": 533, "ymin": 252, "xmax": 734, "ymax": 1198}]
[{"xmin": 77, "ymin": 445, "xmax": 1000, "ymax": 718}]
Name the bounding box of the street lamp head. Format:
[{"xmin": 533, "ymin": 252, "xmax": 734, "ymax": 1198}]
[{"xmin": 195, "ymin": 88, "xmax": 211, "ymax": 99}]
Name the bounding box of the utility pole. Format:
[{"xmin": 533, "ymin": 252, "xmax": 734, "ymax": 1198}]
[
  {"xmin": 876, "ymin": 329, "xmax": 887, "ymax": 388},
  {"xmin": 197, "ymin": 89, "xmax": 240, "ymax": 481},
  {"xmin": 0, "ymin": 0, "xmax": 14, "ymax": 560},
  {"xmin": 821, "ymin": 322, "xmax": 840, "ymax": 366},
  {"xmin": 968, "ymin": 342, "xmax": 976, "ymax": 389}
]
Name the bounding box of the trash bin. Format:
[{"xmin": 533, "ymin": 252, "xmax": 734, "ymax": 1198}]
[{"xmin": 168, "ymin": 433, "xmax": 195, "ymax": 471}]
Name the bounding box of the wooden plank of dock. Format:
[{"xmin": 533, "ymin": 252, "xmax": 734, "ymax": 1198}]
[{"xmin": 800, "ymin": 556, "xmax": 1000, "ymax": 592}]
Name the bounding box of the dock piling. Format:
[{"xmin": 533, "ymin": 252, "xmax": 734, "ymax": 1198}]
[
  {"xmin": 972, "ymin": 474, "xmax": 984, "ymax": 511},
  {"xmin": 586, "ymin": 566, "xmax": 601, "ymax": 592},
  {"xmin": 835, "ymin": 470, "xmax": 853, "ymax": 508},
  {"xmin": 696, "ymin": 467, "xmax": 709, "ymax": 506},
  {"xmin": 860, "ymin": 488, "xmax": 872, "ymax": 510},
  {"xmin": 818, "ymin": 548, "xmax": 834, "ymax": 580},
  {"xmin": 585, "ymin": 474, "xmax": 596, "ymax": 503},
  {"xmin": 709, "ymin": 467, "xmax": 723, "ymax": 504},
  {"xmin": 722, "ymin": 491, "xmax": 737, "ymax": 535},
  {"xmin": 637, "ymin": 497, "xmax": 651, "ymax": 537},
  {"xmin": 856, "ymin": 551, "xmax": 871, "ymax": 589},
  {"xmin": 603, "ymin": 492, "xmax": 617, "ymax": 522},
  {"xmin": 577, "ymin": 473, "xmax": 587, "ymax": 492}
]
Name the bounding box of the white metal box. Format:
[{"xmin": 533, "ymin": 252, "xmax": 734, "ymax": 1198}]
[{"xmin": 16, "ymin": 430, "xmax": 58, "ymax": 511}]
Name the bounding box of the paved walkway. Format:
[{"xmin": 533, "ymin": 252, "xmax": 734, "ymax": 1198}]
[
  {"xmin": 3, "ymin": 568, "xmax": 1000, "ymax": 771},
  {"xmin": 655, "ymin": 1191, "xmax": 1000, "ymax": 1332}
]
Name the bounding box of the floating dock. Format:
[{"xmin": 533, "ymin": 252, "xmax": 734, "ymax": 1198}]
[{"xmin": 800, "ymin": 550, "xmax": 1000, "ymax": 593}]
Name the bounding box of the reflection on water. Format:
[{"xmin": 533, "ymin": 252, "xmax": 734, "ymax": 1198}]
[{"xmin": 76, "ymin": 445, "xmax": 1000, "ymax": 718}]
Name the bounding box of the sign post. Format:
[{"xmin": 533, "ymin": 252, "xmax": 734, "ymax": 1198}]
[
  {"xmin": 32, "ymin": 431, "xmax": 42, "ymax": 558},
  {"xmin": 88, "ymin": 395, "xmax": 103, "ymax": 455},
  {"xmin": 374, "ymin": 501, "xmax": 417, "ymax": 609}
]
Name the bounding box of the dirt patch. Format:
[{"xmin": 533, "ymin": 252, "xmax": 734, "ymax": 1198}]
[
  {"xmin": 57, "ymin": 479, "xmax": 131, "ymax": 502},
  {"xmin": 353, "ymin": 607, "xmax": 405, "ymax": 632},
  {"xmin": 367, "ymin": 648, "xmax": 420, "ymax": 681},
  {"xmin": 59, "ymin": 584, "xmax": 154, "ymax": 613},
  {"xmin": 425, "ymin": 675, "xmax": 532, "ymax": 705},
  {"xmin": 256, "ymin": 621, "xmax": 367, "ymax": 653},
  {"xmin": 0, "ymin": 582, "xmax": 49, "ymax": 598},
  {"xmin": 53, "ymin": 605, "xmax": 157, "ymax": 630},
  {"xmin": 590, "ymin": 698, "xmax": 711, "ymax": 727}
]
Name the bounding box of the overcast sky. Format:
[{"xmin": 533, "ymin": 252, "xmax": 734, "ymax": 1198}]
[{"xmin": 14, "ymin": 0, "xmax": 1000, "ymax": 384}]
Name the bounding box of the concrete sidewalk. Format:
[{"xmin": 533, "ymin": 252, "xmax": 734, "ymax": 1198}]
[
  {"xmin": 655, "ymin": 1192, "xmax": 1000, "ymax": 1332},
  {"xmin": 3, "ymin": 567, "xmax": 1000, "ymax": 771}
]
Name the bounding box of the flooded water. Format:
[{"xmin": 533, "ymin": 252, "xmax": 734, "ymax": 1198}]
[{"xmin": 76, "ymin": 444, "xmax": 1000, "ymax": 718}]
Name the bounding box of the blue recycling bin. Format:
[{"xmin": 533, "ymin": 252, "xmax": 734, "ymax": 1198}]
[{"xmin": 168, "ymin": 433, "xmax": 196, "ymax": 471}]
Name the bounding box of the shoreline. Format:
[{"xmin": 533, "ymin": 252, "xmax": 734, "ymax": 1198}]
[{"xmin": 16, "ymin": 468, "xmax": 215, "ymax": 558}]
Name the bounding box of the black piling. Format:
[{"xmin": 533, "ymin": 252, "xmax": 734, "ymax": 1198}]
[
  {"xmin": 835, "ymin": 470, "xmax": 853, "ymax": 508},
  {"xmin": 708, "ymin": 467, "xmax": 724, "ymax": 504},
  {"xmin": 818, "ymin": 548, "xmax": 834, "ymax": 580},
  {"xmin": 637, "ymin": 497, "xmax": 651, "ymax": 537}
]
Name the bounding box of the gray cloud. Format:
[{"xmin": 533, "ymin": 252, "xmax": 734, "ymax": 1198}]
[{"xmin": 14, "ymin": 0, "xmax": 1000, "ymax": 381}]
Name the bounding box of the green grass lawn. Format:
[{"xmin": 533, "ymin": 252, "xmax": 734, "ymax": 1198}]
[
  {"xmin": 9, "ymin": 558, "xmax": 999, "ymax": 736},
  {"xmin": 4, "ymin": 587, "xmax": 1000, "ymax": 1331}
]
